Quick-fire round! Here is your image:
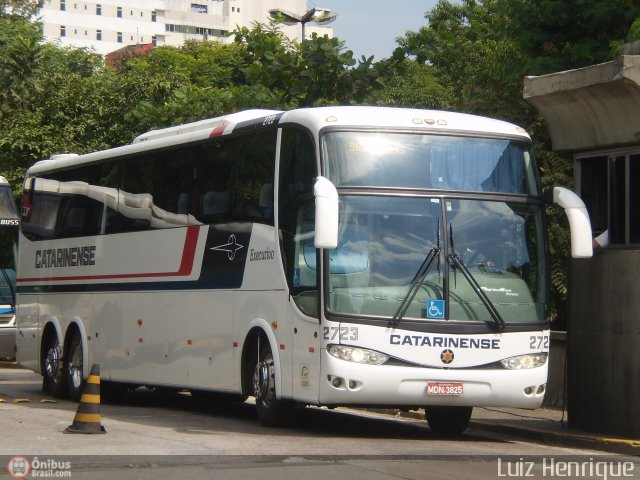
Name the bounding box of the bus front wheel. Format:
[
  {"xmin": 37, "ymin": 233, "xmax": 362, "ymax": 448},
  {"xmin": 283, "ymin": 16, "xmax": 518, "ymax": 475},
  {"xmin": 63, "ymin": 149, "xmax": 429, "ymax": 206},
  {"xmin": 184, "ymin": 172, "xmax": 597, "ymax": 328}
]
[
  {"xmin": 252, "ymin": 342, "xmax": 290, "ymax": 427},
  {"xmin": 42, "ymin": 334, "xmax": 67, "ymax": 398},
  {"xmin": 425, "ymin": 406, "xmax": 472, "ymax": 436}
]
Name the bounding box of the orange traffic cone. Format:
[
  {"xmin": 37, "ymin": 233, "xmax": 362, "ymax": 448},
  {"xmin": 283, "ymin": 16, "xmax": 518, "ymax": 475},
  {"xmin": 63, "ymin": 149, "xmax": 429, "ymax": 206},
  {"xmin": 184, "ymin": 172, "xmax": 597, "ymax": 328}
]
[{"xmin": 65, "ymin": 364, "xmax": 106, "ymax": 434}]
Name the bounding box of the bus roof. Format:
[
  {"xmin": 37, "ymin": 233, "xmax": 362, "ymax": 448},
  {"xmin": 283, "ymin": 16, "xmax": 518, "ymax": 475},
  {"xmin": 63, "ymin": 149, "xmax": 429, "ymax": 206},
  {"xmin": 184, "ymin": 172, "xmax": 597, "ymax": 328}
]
[
  {"xmin": 281, "ymin": 107, "xmax": 530, "ymax": 140},
  {"xmin": 27, "ymin": 106, "xmax": 530, "ymax": 175}
]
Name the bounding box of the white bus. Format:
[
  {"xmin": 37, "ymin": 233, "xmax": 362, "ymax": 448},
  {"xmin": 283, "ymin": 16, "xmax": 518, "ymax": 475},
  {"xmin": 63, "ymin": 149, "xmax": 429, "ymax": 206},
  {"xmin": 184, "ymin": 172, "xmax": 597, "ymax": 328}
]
[
  {"xmin": 16, "ymin": 107, "xmax": 592, "ymax": 434},
  {"xmin": 0, "ymin": 176, "xmax": 19, "ymax": 359}
]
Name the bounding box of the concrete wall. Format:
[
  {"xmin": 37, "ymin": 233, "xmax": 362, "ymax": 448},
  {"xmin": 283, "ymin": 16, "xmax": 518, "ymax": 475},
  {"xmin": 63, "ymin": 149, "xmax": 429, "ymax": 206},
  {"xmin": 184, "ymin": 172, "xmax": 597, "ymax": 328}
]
[
  {"xmin": 524, "ymin": 40, "xmax": 640, "ymax": 152},
  {"xmin": 543, "ymin": 331, "xmax": 566, "ymax": 409},
  {"xmin": 567, "ymin": 249, "xmax": 640, "ymax": 437}
]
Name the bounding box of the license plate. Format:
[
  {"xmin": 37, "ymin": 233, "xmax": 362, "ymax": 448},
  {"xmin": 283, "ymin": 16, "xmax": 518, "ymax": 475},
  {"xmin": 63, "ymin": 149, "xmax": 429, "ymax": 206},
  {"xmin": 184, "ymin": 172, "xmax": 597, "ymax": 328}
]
[{"xmin": 427, "ymin": 382, "xmax": 464, "ymax": 396}]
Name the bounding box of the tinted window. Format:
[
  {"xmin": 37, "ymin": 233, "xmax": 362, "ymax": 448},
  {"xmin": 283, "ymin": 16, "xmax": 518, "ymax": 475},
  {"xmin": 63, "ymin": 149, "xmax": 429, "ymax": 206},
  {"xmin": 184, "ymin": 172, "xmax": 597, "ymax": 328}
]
[
  {"xmin": 22, "ymin": 130, "xmax": 277, "ymax": 240},
  {"xmin": 231, "ymin": 132, "xmax": 276, "ymax": 224},
  {"xmin": 278, "ymin": 128, "xmax": 318, "ymax": 317},
  {"xmin": 193, "ymin": 141, "xmax": 232, "ymax": 224},
  {"xmin": 323, "ymin": 132, "xmax": 539, "ymax": 195},
  {"xmin": 193, "ymin": 131, "xmax": 276, "ymax": 225}
]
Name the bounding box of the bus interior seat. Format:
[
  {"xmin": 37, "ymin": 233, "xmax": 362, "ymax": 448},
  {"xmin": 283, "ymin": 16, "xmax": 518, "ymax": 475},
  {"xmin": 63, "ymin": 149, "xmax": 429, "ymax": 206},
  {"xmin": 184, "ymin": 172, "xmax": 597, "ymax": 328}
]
[
  {"xmin": 62, "ymin": 207, "xmax": 87, "ymax": 236},
  {"xmin": 259, "ymin": 183, "xmax": 273, "ymax": 220},
  {"xmin": 202, "ymin": 190, "xmax": 229, "ymax": 216},
  {"xmin": 177, "ymin": 192, "xmax": 189, "ymax": 214}
]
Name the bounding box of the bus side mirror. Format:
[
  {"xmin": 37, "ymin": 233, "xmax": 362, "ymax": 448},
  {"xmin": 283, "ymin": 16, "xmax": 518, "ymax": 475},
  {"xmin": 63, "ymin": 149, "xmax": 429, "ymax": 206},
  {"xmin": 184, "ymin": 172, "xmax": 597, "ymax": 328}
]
[
  {"xmin": 314, "ymin": 176, "xmax": 338, "ymax": 249},
  {"xmin": 552, "ymin": 186, "xmax": 593, "ymax": 258}
]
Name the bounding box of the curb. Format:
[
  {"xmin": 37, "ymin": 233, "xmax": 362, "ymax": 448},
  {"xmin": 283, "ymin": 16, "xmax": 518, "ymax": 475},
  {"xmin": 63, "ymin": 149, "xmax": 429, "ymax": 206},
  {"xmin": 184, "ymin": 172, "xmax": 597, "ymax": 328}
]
[
  {"xmin": 0, "ymin": 361, "xmax": 20, "ymax": 369},
  {"xmin": 469, "ymin": 419, "xmax": 640, "ymax": 457},
  {"xmin": 382, "ymin": 408, "xmax": 640, "ymax": 457}
]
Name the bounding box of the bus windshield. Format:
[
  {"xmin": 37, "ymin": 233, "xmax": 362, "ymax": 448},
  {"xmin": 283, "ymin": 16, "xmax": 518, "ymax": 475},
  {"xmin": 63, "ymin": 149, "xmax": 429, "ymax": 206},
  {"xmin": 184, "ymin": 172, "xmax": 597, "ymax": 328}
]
[
  {"xmin": 323, "ymin": 131, "xmax": 540, "ymax": 195},
  {"xmin": 320, "ymin": 196, "xmax": 547, "ymax": 324},
  {"xmin": 321, "ymin": 130, "xmax": 546, "ymax": 325}
]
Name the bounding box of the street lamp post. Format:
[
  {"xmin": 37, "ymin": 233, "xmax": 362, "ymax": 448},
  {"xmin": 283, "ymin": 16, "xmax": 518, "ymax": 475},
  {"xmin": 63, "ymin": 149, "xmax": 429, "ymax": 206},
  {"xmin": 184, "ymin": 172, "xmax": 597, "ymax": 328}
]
[{"xmin": 269, "ymin": 7, "xmax": 337, "ymax": 41}]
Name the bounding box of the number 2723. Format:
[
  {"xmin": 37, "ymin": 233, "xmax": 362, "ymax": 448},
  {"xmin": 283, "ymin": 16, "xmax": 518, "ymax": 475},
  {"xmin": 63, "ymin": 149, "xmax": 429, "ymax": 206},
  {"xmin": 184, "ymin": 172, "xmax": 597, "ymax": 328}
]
[
  {"xmin": 529, "ymin": 335, "xmax": 549, "ymax": 349},
  {"xmin": 323, "ymin": 327, "xmax": 358, "ymax": 341}
]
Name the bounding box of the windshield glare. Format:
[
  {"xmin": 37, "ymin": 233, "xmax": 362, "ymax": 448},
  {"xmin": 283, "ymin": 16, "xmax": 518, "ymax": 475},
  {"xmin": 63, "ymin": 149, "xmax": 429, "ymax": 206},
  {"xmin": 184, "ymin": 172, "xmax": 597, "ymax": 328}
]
[
  {"xmin": 323, "ymin": 132, "xmax": 539, "ymax": 195},
  {"xmin": 323, "ymin": 197, "xmax": 547, "ymax": 324}
]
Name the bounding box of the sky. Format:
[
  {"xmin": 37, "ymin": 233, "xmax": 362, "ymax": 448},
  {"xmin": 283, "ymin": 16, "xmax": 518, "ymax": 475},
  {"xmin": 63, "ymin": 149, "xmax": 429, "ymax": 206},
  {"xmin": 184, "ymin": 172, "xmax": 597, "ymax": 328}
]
[{"xmin": 307, "ymin": 1, "xmax": 439, "ymax": 60}]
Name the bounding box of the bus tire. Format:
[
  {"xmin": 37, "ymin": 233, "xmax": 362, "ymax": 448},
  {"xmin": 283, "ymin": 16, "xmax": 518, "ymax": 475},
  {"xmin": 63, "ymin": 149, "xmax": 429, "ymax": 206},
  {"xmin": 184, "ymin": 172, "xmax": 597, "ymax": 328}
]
[
  {"xmin": 425, "ymin": 406, "xmax": 472, "ymax": 436},
  {"xmin": 252, "ymin": 341, "xmax": 290, "ymax": 427},
  {"xmin": 42, "ymin": 333, "xmax": 67, "ymax": 398},
  {"xmin": 66, "ymin": 332, "xmax": 84, "ymax": 402}
]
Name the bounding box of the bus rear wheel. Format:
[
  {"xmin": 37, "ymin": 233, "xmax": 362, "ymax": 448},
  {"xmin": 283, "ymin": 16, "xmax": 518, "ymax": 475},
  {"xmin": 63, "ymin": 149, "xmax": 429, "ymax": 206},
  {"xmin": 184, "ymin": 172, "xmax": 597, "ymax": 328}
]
[
  {"xmin": 42, "ymin": 334, "xmax": 67, "ymax": 398},
  {"xmin": 66, "ymin": 332, "xmax": 84, "ymax": 402},
  {"xmin": 252, "ymin": 342, "xmax": 291, "ymax": 427},
  {"xmin": 425, "ymin": 406, "xmax": 473, "ymax": 436}
]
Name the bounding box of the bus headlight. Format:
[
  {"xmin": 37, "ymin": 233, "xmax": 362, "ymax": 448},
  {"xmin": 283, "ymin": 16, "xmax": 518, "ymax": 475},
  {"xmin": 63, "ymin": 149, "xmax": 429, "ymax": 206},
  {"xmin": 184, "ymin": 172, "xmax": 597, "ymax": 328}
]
[
  {"xmin": 328, "ymin": 345, "xmax": 389, "ymax": 365},
  {"xmin": 500, "ymin": 353, "xmax": 548, "ymax": 370}
]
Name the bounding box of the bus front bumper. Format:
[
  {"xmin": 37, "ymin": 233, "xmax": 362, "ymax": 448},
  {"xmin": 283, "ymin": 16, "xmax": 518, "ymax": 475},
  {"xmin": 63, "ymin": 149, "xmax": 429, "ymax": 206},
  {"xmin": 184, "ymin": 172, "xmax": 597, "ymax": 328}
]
[{"xmin": 318, "ymin": 349, "xmax": 547, "ymax": 409}]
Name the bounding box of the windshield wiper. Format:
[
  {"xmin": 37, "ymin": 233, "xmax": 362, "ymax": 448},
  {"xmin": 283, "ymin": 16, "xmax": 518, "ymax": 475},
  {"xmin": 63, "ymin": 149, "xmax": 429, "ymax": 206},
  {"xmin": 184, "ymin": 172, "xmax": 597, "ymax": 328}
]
[
  {"xmin": 391, "ymin": 247, "xmax": 440, "ymax": 326},
  {"xmin": 448, "ymin": 225, "xmax": 505, "ymax": 329},
  {"xmin": 392, "ymin": 219, "xmax": 442, "ymax": 326}
]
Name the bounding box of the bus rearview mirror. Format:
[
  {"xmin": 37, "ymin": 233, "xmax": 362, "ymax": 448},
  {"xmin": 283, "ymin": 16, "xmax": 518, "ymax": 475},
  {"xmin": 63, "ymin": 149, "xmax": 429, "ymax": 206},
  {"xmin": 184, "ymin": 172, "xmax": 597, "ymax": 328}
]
[
  {"xmin": 314, "ymin": 176, "xmax": 338, "ymax": 249},
  {"xmin": 553, "ymin": 186, "xmax": 593, "ymax": 258}
]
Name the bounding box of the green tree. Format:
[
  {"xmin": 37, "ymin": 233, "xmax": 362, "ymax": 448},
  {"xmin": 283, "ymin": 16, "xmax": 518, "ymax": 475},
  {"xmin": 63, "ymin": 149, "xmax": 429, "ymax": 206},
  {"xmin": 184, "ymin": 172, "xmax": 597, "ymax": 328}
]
[
  {"xmin": 0, "ymin": 18, "xmax": 127, "ymax": 192},
  {"xmin": 397, "ymin": 0, "xmax": 528, "ymax": 122},
  {"xmin": 233, "ymin": 23, "xmax": 391, "ymax": 106},
  {"xmin": 119, "ymin": 23, "xmax": 394, "ymax": 133},
  {"xmin": 373, "ymin": 61, "xmax": 455, "ymax": 110},
  {"xmin": 0, "ymin": 0, "xmax": 40, "ymax": 20},
  {"xmin": 0, "ymin": 17, "xmax": 43, "ymax": 115},
  {"xmin": 504, "ymin": 0, "xmax": 640, "ymax": 73},
  {"xmin": 395, "ymin": 0, "xmax": 640, "ymax": 323}
]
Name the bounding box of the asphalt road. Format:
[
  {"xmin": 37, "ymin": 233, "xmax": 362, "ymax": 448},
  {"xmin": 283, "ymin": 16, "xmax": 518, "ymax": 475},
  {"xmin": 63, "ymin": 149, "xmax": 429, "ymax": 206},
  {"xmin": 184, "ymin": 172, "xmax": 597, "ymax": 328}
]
[{"xmin": 1, "ymin": 363, "xmax": 638, "ymax": 479}]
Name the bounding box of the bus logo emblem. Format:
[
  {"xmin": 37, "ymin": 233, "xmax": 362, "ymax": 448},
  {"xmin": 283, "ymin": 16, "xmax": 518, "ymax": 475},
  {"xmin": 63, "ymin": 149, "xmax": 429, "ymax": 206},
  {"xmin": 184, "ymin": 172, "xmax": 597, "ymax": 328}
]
[
  {"xmin": 440, "ymin": 349, "xmax": 454, "ymax": 364},
  {"xmin": 210, "ymin": 234, "xmax": 245, "ymax": 261}
]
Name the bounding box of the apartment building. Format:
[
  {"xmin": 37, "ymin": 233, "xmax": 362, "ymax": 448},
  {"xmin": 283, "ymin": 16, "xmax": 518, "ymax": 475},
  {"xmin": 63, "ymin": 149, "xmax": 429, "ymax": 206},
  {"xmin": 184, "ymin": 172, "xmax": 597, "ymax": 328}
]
[{"xmin": 38, "ymin": 0, "xmax": 333, "ymax": 55}]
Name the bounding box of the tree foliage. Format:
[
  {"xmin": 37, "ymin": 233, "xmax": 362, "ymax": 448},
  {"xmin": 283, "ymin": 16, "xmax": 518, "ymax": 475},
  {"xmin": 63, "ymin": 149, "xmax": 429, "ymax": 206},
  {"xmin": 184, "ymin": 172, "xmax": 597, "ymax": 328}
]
[
  {"xmin": 117, "ymin": 23, "xmax": 394, "ymax": 133},
  {"xmin": 372, "ymin": 61, "xmax": 455, "ymax": 110},
  {"xmin": 0, "ymin": 0, "xmax": 39, "ymax": 20},
  {"xmin": 0, "ymin": 17, "xmax": 124, "ymax": 191},
  {"xmin": 0, "ymin": 20, "xmax": 392, "ymax": 193},
  {"xmin": 504, "ymin": 0, "xmax": 640, "ymax": 74},
  {"xmin": 2, "ymin": 3, "xmax": 639, "ymax": 324},
  {"xmin": 395, "ymin": 0, "xmax": 640, "ymax": 323}
]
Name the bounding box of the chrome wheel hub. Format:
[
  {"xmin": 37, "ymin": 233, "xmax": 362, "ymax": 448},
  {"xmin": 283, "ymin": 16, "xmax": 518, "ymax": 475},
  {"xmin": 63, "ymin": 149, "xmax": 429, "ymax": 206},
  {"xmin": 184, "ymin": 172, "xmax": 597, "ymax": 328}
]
[
  {"xmin": 68, "ymin": 345, "xmax": 82, "ymax": 390},
  {"xmin": 45, "ymin": 346, "xmax": 60, "ymax": 379},
  {"xmin": 253, "ymin": 353, "xmax": 274, "ymax": 406},
  {"xmin": 253, "ymin": 360, "xmax": 269, "ymax": 401}
]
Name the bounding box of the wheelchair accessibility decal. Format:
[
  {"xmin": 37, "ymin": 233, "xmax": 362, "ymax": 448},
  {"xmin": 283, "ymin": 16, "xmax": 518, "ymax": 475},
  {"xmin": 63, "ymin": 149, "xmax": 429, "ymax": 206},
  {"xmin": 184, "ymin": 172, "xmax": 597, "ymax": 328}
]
[{"xmin": 427, "ymin": 299, "xmax": 445, "ymax": 319}]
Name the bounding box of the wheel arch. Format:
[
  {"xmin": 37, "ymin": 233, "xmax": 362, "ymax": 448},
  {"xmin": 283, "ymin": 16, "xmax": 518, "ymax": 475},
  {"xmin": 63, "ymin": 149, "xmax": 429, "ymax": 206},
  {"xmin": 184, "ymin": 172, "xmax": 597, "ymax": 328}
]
[
  {"xmin": 40, "ymin": 317, "xmax": 63, "ymax": 366},
  {"xmin": 63, "ymin": 317, "xmax": 89, "ymax": 380},
  {"xmin": 239, "ymin": 319, "xmax": 281, "ymax": 398}
]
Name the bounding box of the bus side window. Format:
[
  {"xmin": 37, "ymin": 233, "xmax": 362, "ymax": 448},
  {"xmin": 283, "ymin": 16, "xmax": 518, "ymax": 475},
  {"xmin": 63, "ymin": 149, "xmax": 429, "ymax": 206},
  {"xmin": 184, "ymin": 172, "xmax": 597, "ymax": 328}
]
[
  {"xmin": 231, "ymin": 131, "xmax": 276, "ymax": 224},
  {"xmin": 58, "ymin": 194, "xmax": 103, "ymax": 237},
  {"xmin": 194, "ymin": 140, "xmax": 233, "ymax": 224},
  {"xmin": 278, "ymin": 128, "xmax": 318, "ymax": 318}
]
